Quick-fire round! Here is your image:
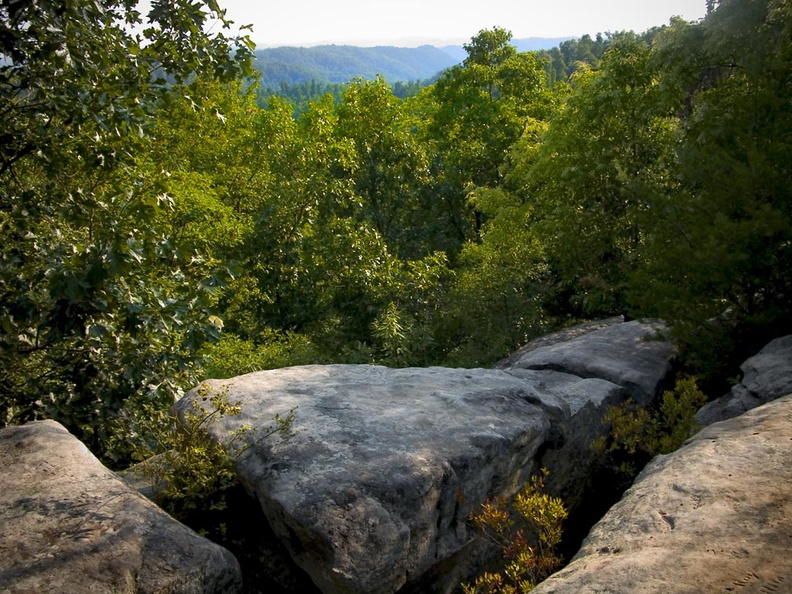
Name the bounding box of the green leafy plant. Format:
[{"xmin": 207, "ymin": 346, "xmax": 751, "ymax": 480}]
[
  {"xmin": 0, "ymin": 0, "xmax": 253, "ymax": 462},
  {"xmin": 463, "ymin": 470, "xmax": 568, "ymax": 594},
  {"xmin": 134, "ymin": 382, "xmax": 296, "ymax": 521},
  {"xmin": 592, "ymin": 376, "xmax": 708, "ymax": 476},
  {"xmin": 203, "ymin": 330, "xmax": 321, "ymax": 379}
]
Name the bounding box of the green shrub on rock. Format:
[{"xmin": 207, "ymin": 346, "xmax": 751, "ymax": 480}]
[
  {"xmin": 464, "ymin": 470, "xmax": 568, "ymax": 594},
  {"xmin": 593, "ymin": 376, "xmax": 708, "ymax": 477},
  {"xmin": 133, "ymin": 383, "xmax": 295, "ymax": 523}
]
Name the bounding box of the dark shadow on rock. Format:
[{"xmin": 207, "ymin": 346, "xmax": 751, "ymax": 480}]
[{"xmin": 179, "ymin": 484, "xmax": 321, "ymax": 594}]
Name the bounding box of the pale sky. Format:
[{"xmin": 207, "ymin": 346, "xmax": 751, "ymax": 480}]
[{"xmin": 217, "ymin": 0, "xmax": 708, "ymax": 47}]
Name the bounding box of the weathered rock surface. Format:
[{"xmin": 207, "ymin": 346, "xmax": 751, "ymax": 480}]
[
  {"xmin": 497, "ymin": 318, "xmax": 675, "ymax": 405},
  {"xmin": 176, "ymin": 319, "xmax": 676, "ymax": 593},
  {"xmin": 503, "ymin": 368, "xmax": 626, "ymax": 510},
  {"xmin": 0, "ymin": 420, "xmax": 242, "ymax": 594},
  {"xmin": 697, "ymin": 335, "xmax": 792, "ymax": 426},
  {"xmin": 532, "ymin": 393, "xmax": 792, "ymax": 594},
  {"xmin": 181, "ymin": 365, "xmax": 557, "ymax": 594},
  {"xmin": 499, "ymin": 319, "xmax": 676, "ymax": 513},
  {"xmin": 496, "ymin": 317, "xmax": 625, "ymax": 367}
]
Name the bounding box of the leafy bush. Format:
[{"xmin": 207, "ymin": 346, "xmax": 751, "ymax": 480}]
[
  {"xmin": 133, "ymin": 382, "xmax": 295, "ymax": 522},
  {"xmin": 203, "ymin": 331, "xmax": 322, "ymax": 379},
  {"xmin": 464, "ymin": 470, "xmax": 568, "ymax": 593},
  {"xmin": 592, "ymin": 376, "xmax": 708, "ymax": 476}
]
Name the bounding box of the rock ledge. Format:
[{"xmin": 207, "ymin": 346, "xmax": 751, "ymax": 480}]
[
  {"xmin": 0, "ymin": 420, "xmax": 242, "ymax": 594},
  {"xmin": 532, "ymin": 394, "xmax": 792, "ymax": 594}
]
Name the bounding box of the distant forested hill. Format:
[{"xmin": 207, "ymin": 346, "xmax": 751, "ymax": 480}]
[
  {"xmin": 254, "ymin": 38, "xmax": 573, "ymax": 86},
  {"xmin": 254, "ymin": 45, "xmax": 457, "ymax": 85}
]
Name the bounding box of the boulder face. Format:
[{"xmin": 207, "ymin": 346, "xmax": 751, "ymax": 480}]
[
  {"xmin": 697, "ymin": 334, "xmax": 792, "ymax": 426},
  {"xmin": 0, "ymin": 420, "xmax": 242, "ymax": 594},
  {"xmin": 497, "ymin": 318, "xmax": 675, "ymax": 405},
  {"xmin": 504, "ymin": 369, "xmax": 626, "ymax": 518},
  {"xmin": 181, "ymin": 365, "xmax": 556, "ymax": 594},
  {"xmin": 498, "ymin": 319, "xmax": 677, "ymax": 515},
  {"xmin": 532, "ymin": 394, "xmax": 792, "ymax": 594},
  {"xmin": 177, "ymin": 318, "xmax": 677, "ymax": 593}
]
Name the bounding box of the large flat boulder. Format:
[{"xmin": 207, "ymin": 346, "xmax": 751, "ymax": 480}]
[
  {"xmin": 532, "ymin": 393, "xmax": 792, "ymax": 594},
  {"xmin": 697, "ymin": 335, "xmax": 792, "ymax": 426},
  {"xmin": 177, "ymin": 320, "xmax": 678, "ymax": 593},
  {"xmin": 178, "ymin": 365, "xmax": 561, "ymax": 594},
  {"xmin": 0, "ymin": 420, "xmax": 242, "ymax": 594},
  {"xmin": 498, "ymin": 319, "xmax": 675, "ymax": 405},
  {"xmin": 496, "ymin": 317, "xmax": 625, "ymax": 367}
]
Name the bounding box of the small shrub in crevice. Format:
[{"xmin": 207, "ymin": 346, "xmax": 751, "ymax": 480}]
[
  {"xmin": 592, "ymin": 375, "xmax": 708, "ymax": 477},
  {"xmin": 463, "ymin": 469, "xmax": 568, "ymax": 594},
  {"xmin": 133, "ymin": 382, "xmax": 296, "ymax": 525}
]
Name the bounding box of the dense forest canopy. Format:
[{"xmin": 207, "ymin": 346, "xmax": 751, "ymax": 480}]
[{"xmin": 1, "ymin": 0, "xmax": 790, "ymax": 464}]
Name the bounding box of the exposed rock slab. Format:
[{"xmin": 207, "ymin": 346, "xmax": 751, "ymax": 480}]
[
  {"xmin": 532, "ymin": 394, "xmax": 792, "ymax": 594},
  {"xmin": 178, "ymin": 365, "xmax": 560, "ymax": 594},
  {"xmin": 506, "ymin": 369, "xmax": 626, "ymax": 511},
  {"xmin": 0, "ymin": 420, "xmax": 242, "ymax": 594},
  {"xmin": 504, "ymin": 369, "xmax": 624, "ymax": 417},
  {"xmin": 498, "ymin": 319, "xmax": 675, "ymax": 404},
  {"xmin": 697, "ymin": 335, "xmax": 792, "ymax": 426},
  {"xmin": 497, "ymin": 317, "xmax": 625, "ymax": 367},
  {"xmin": 176, "ymin": 320, "xmax": 678, "ymax": 593}
]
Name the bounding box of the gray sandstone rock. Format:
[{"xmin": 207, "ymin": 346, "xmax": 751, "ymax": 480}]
[
  {"xmin": 0, "ymin": 420, "xmax": 242, "ymax": 594},
  {"xmin": 504, "ymin": 368, "xmax": 624, "ymax": 417},
  {"xmin": 498, "ymin": 319, "xmax": 675, "ymax": 404},
  {"xmin": 697, "ymin": 334, "xmax": 792, "ymax": 426},
  {"xmin": 532, "ymin": 394, "xmax": 792, "ymax": 594},
  {"xmin": 505, "ymin": 369, "xmax": 626, "ymax": 509},
  {"xmin": 740, "ymin": 335, "xmax": 792, "ymax": 400},
  {"xmin": 499, "ymin": 319, "xmax": 677, "ymax": 511},
  {"xmin": 174, "ymin": 320, "xmax": 678, "ymax": 593},
  {"xmin": 496, "ymin": 317, "xmax": 626, "ymax": 368},
  {"xmin": 177, "ymin": 365, "xmax": 559, "ymax": 594},
  {"xmin": 695, "ymin": 383, "xmax": 761, "ymax": 426}
]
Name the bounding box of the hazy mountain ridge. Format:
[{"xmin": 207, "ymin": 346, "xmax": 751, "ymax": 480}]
[
  {"xmin": 254, "ymin": 45, "xmax": 455, "ymax": 86},
  {"xmin": 254, "ymin": 37, "xmax": 573, "ymax": 85}
]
